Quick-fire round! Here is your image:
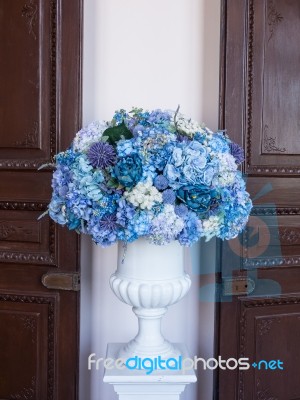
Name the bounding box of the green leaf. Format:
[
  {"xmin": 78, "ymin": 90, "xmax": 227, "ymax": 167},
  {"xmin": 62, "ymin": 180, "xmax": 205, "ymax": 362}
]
[
  {"xmin": 106, "ymin": 177, "xmax": 120, "ymax": 188},
  {"xmin": 129, "ymin": 107, "xmax": 143, "ymax": 115},
  {"xmin": 103, "ymin": 122, "xmax": 133, "ymax": 145}
]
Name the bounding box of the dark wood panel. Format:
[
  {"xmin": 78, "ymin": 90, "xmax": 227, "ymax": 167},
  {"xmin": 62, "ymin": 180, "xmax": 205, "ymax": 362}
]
[
  {"xmin": 0, "ymin": 211, "xmax": 56, "ymax": 266},
  {"xmin": 0, "ymin": 172, "xmax": 52, "ymax": 201},
  {"xmin": 0, "ymin": 293, "xmax": 56, "ymax": 399},
  {"xmin": 0, "ymin": 0, "xmax": 82, "ymax": 398},
  {"xmin": 248, "ymin": 177, "xmax": 300, "ymax": 207},
  {"xmin": 245, "ymin": 0, "xmax": 300, "ymax": 175},
  {"xmin": 239, "ymin": 296, "xmax": 300, "ymax": 400},
  {"xmin": 217, "ymin": 1, "xmax": 300, "ymax": 399},
  {"xmin": 0, "ymin": 0, "xmax": 55, "ymax": 169}
]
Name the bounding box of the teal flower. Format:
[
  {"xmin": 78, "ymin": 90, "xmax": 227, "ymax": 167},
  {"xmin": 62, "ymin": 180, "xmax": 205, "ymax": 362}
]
[
  {"xmin": 113, "ymin": 154, "xmax": 143, "ymax": 188},
  {"xmin": 177, "ymin": 185, "xmax": 221, "ymax": 217}
]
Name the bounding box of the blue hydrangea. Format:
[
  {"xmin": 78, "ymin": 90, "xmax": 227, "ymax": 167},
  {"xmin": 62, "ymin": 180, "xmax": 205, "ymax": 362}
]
[
  {"xmin": 87, "ymin": 212, "xmax": 118, "ymax": 247},
  {"xmin": 210, "ymin": 133, "xmax": 230, "ymax": 153},
  {"xmin": 48, "ymin": 196, "xmax": 68, "ymax": 225},
  {"xmin": 117, "ymin": 139, "xmax": 136, "ymax": 157},
  {"xmin": 47, "ymin": 108, "xmax": 252, "ymax": 247},
  {"xmin": 164, "ymin": 140, "xmax": 218, "ymax": 189},
  {"xmin": 178, "ymin": 211, "xmax": 202, "ymax": 246}
]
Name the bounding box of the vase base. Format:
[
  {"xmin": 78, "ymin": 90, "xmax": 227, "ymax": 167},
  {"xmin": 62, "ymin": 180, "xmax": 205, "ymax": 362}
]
[
  {"xmin": 104, "ymin": 343, "xmax": 197, "ymax": 400},
  {"xmin": 118, "ymin": 339, "xmax": 181, "ymax": 361}
]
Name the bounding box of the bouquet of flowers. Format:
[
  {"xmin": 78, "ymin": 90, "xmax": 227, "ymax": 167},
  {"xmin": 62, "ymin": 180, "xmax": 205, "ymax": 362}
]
[{"xmin": 47, "ymin": 108, "xmax": 252, "ymax": 247}]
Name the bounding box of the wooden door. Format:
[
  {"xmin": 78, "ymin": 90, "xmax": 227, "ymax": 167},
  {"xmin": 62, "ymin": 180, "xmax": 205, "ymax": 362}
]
[
  {"xmin": 217, "ymin": 1, "xmax": 300, "ymax": 399},
  {"xmin": 0, "ymin": 1, "xmax": 82, "ymax": 399}
]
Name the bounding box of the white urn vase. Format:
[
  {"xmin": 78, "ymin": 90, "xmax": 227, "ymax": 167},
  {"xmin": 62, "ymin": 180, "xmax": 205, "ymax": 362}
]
[{"xmin": 109, "ymin": 238, "xmax": 191, "ymax": 360}]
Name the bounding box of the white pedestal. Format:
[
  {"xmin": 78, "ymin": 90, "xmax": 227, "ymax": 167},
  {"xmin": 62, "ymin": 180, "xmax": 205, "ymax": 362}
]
[{"xmin": 103, "ymin": 343, "xmax": 197, "ymax": 400}]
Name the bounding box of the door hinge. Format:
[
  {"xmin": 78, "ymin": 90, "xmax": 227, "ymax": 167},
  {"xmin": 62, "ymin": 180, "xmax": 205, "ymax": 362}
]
[
  {"xmin": 222, "ymin": 276, "xmax": 255, "ymax": 296},
  {"xmin": 42, "ymin": 272, "xmax": 80, "ymax": 291}
]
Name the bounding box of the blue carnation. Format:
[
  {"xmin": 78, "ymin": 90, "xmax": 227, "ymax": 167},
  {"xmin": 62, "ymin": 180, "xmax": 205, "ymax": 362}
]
[
  {"xmin": 177, "ymin": 184, "xmax": 221, "ymax": 217},
  {"xmin": 113, "ymin": 154, "xmax": 143, "ymax": 188}
]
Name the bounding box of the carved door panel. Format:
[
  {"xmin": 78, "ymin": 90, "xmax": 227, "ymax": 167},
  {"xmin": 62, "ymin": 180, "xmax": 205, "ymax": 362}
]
[
  {"xmin": 217, "ymin": 1, "xmax": 300, "ymax": 399},
  {"xmin": 0, "ymin": 1, "xmax": 82, "ymax": 399}
]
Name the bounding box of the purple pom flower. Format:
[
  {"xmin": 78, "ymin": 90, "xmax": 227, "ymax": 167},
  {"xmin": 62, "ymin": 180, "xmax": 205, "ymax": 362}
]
[
  {"xmin": 162, "ymin": 189, "xmax": 176, "ymax": 204},
  {"xmin": 99, "ymin": 214, "xmax": 118, "ymax": 231},
  {"xmin": 88, "ymin": 142, "xmax": 116, "ymax": 168},
  {"xmin": 177, "ymin": 134, "xmax": 190, "ymax": 143},
  {"xmin": 154, "ymin": 175, "xmax": 169, "ymax": 190},
  {"xmin": 175, "ymin": 204, "xmax": 189, "ymax": 218},
  {"xmin": 230, "ymin": 142, "xmax": 245, "ymax": 165}
]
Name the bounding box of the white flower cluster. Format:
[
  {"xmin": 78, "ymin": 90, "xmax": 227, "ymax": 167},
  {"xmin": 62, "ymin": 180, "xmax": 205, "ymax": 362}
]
[
  {"xmin": 73, "ymin": 121, "xmax": 108, "ymax": 151},
  {"xmin": 213, "ymin": 153, "xmax": 237, "ymax": 187},
  {"xmin": 176, "ymin": 117, "xmax": 206, "ymax": 138},
  {"xmin": 150, "ymin": 204, "xmax": 185, "ymax": 245},
  {"xmin": 202, "ymin": 215, "xmax": 222, "ymax": 241},
  {"xmin": 124, "ymin": 180, "xmax": 163, "ymax": 210}
]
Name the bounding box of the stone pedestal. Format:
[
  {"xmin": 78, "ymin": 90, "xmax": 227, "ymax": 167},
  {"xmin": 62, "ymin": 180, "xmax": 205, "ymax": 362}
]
[{"xmin": 103, "ymin": 343, "xmax": 197, "ymax": 400}]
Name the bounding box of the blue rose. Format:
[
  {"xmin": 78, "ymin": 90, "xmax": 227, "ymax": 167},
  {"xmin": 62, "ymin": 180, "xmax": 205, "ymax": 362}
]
[
  {"xmin": 176, "ymin": 184, "xmax": 221, "ymax": 216},
  {"xmin": 113, "ymin": 154, "xmax": 143, "ymax": 188}
]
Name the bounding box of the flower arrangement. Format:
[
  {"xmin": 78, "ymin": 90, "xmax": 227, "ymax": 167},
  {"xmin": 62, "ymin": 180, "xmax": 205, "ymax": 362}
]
[{"xmin": 47, "ymin": 108, "xmax": 252, "ymax": 247}]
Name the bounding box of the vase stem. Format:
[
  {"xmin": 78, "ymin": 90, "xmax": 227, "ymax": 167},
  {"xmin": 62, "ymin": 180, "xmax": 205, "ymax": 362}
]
[
  {"xmin": 133, "ymin": 307, "xmax": 166, "ymax": 346},
  {"xmin": 118, "ymin": 307, "xmax": 179, "ymax": 360}
]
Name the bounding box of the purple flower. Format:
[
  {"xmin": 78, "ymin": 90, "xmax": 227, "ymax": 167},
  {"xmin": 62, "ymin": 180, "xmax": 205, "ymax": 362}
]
[
  {"xmin": 99, "ymin": 213, "xmax": 118, "ymax": 231},
  {"xmin": 230, "ymin": 142, "xmax": 245, "ymax": 164},
  {"xmin": 132, "ymin": 124, "xmax": 145, "ymax": 136},
  {"xmin": 88, "ymin": 142, "xmax": 116, "ymax": 168},
  {"xmin": 162, "ymin": 189, "xmax": 176, "ymax": 204},
  {"xmin": 177, "ymin": 134, "xmax": 190, "ymax": 143},
  {"xmin": 154, "ymin": 175, "xmax": 169, "ymax": 190}
]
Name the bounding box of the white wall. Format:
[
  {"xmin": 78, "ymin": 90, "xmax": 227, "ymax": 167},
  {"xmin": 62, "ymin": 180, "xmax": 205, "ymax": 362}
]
[{"xmin": 80, "ymin": 1, "xmax": 221, "ymax": 399}]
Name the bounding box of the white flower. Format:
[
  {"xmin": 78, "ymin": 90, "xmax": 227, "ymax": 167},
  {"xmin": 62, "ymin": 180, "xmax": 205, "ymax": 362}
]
[
  {"xmin": 124, "ymin": 180, "xmax": 163, "ymax": 210},
  {"xmin": 212, "ymin": 153, "xmax": 238, "ymax": 187},
  {"xmin": 73, "ymin": 121, "xmax": 108, "ymax": 152},
  {"xmin": 149, "ymin": 204, "xmax": 185, "ymax": 245},
  {"xmin": 177, "ymin": 119, "xmax": 203, "ymax": 137},
  {"xmin": 202, "ymin": 215, "xmax": 222, "ymax": 241}
]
